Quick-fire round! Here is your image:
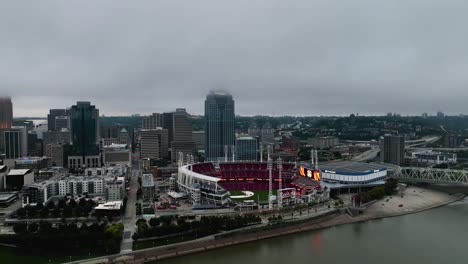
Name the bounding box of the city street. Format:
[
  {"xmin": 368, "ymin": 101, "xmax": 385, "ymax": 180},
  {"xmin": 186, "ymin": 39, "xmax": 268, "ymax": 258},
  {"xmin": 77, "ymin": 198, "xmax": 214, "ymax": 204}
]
[{"xmin": 119, "ymin": 157, "xmax": 140, "ymax": 254}]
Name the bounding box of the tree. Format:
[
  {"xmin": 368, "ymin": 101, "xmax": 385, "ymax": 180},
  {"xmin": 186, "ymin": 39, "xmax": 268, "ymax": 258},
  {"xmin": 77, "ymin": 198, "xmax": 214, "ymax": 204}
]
[
  {"xmin": 79, "ymin": 198, "xmax": 87, "ymax": 208},
  {"xmin": 63, "ymin": 205, "xmax": 73, "ymax": 217},
  {"xmin": 16, "ymin": 207, "xmax": 26, "ymax": 219},
  {"xmin": 13, "ymin": 223, "xmax": 28, "ymax": 234},
  {"xmin": 58, "ymin": 199, "xmax": 66, "ymax": 209},
  {"xmin": 47, "ymin": 201, "xmax": 55, "ymax": 210},
  {"xmin": 69, "ymin": 198, "xmax": 77, "ymax": 208},
  {"xmin": 36, "ymin": 202, "xmax": 44, "ymax": 210},
  {"xmin": 149, "ymin": 218, "xmax": 160, "ymax": 227},
  {"xmin": 40, "ymin": 207, "xmax": 49, "ymax": 218},
  {"xmin": 28, "ymin": 222, "xmax": 39, "ymax": 233}
]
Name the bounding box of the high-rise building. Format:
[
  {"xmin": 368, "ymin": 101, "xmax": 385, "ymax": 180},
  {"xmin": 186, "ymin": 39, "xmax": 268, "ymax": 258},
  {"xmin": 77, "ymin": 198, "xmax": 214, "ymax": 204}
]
[
  {"xmin": 69, "ymin": 101, "xmax": 99, "ymax": 156},
  {"xmin": 163, "ymin": 112, "xmax": 174, "ymax": 143},
  {"xmin": 1, "ymin": 127, "xmax": 27, "ymax": 159},
  {"xmin": 27, "ymin": 131, "xmax": 43, "ymax": 156},
  {"xmin": 43, "ymin": 130, "xmax": 72, "ymax": 145},
  {"xmin": 142, "ymin": 113, "xmax": 163, "ymax": 129},
  {"xmin": 171, "ymin": 109, "xmax": 195, "ymax": 161},
  {"xmin": 192, "ymin": 131, "xmax": 205, "ymax": 151},
  {"xmin": 236, "ymin": 136, "xmax": 258, "ymax": 161},
  {"xmin": 261, "ymin": 122, "xmax": 275, "ymax": 144},
  {"xmin": 47, "ymin": 109, "xmax": 69, "ymax": 131},
  {"xmin": 140, "ymin": 129, "xmax": 169, "ymax": 160},
  {"xmin": 0, "ymin": 97, "xmax": 13, "ymax": 129},
  {"xmin": 204, "ymin": 91, "xmax": 235, "ymax": 161},
  {"xmin": 443, "ymin": 134, "xmax": 461, "ymax": 148},
  {"xmin": 247, "ymin": 122, "xmax": 260, "ymax": 138},
  {"xmin": 381, "ymin": 135, "xmax": 405, "ymax": 165}
]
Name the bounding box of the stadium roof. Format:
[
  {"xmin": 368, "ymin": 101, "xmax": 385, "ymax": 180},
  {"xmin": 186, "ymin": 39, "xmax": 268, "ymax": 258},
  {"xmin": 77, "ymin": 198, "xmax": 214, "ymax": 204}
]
[{"xmin": 318, "ymin": 161, "xmax": 386, "ymax": 173}]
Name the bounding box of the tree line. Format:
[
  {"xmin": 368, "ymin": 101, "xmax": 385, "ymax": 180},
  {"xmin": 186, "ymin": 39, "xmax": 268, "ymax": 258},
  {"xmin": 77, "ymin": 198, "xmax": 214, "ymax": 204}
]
[
  {"xmin": 0, "ymin": 221, "xmax": 124, "ymax": 256},
  {"xmin": 15, "ymin": 198, "xmax": 97, "ymax": 219},
  {"xmin": 133, "ymin": 214, "xmax": 262, "ymax": 240},
  {"xmin": 359, "ymin": 178, "xmax": 399, "ymax": 204}
]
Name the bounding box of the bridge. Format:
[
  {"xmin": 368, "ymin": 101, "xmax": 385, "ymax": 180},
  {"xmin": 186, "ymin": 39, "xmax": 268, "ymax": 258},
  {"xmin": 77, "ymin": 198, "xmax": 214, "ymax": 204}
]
[{"xmin": 392, "ymin": 167, "xmax": 468, "ymax": 185}]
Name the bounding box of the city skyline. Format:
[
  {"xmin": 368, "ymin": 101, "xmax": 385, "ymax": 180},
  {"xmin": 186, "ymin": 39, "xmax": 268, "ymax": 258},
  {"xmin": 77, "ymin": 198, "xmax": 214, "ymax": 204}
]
[{"xmin": 3, "ymin": 1, "xmax": 468, "ymax": 117}]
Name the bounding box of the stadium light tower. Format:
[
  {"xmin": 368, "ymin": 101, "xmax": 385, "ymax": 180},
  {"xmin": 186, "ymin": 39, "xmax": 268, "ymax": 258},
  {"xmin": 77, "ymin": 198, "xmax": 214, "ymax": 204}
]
[
  {"xmin": 311, "ymin": 149, "xmax": 315, "ymax": 167},
  {"xmin": 267, "ymin": 157, "xmax": 273, "ymax": 210},
  {"xmin": 224, "ymin": 145, "xmax": 228, "ymax": 162},
  {"xmin": 232, "ymin": 144, "xmax": 235, "ymax": 162},
  {"xmin": 260, "ymin": 145, "xmax": 263, "ymax": 162},
  {"xmin": 277, "ymin": 157, "xmax": 283, "ymax": 209},
  {"xmin": 315, "ymin": 149, "xmax": 319, "ymax": 170}
]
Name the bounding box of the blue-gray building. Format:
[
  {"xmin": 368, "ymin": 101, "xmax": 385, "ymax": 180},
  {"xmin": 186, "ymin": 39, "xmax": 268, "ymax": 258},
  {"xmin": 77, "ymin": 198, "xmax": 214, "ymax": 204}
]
[
  {"xmin": 69, "ymin": 101, "xmax": 100, "ymax": 157},
  {"xmin": 204, "ymin": 92, "xmax": 235, "ymax": 161}
]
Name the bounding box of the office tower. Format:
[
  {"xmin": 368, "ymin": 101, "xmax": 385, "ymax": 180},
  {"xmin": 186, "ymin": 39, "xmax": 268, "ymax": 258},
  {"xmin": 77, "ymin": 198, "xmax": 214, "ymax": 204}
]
[
  {"xmin": 2, "ymin": 127, "xmax": 27, "ymax": 159},
  {"xmin": 248, "ymin": 122, "xmax": 260, "ymax": 138},
  {"xmin": 261, "ymin": 122, "xmax": 275, "ymax": 144},
  {"xmin": 142, "ymin": 113, "xmax": 163, "ymax": 129},
  {"xmin": 443, "ymin": 134, "xmax": 461, "ymax": 148},
  {"xmin": 140, "ymin": 128, "xmax": 169, "ymax": 160},
  {"xmin": 0, "ymin": 97, "xmax": 13, "ymax": 129},
  {"xmin": 119, "ymin": 128, "xmax": 129, "ymax": 144},
  {"xmin": 43, "ymin": 130, "xmax": 72, "ymax": 146},
  {"xmin": 170, "ymin": 109, "xmax": 195, "ymax": 161},
  {"xmin": 163, "ymin": 112, "xmax": 174, "ymax": 143},
  {"xmin": 381, "ymin": 135, "xmax": 405, "ymax": 165},
  {"xmin": 69, "ymin": 101, "xmax": 100, "ymax": 156},
  {"xmin": 204, "ymin": 91, "xmax": 235, "ymax": 161},
  {"xmin": 47, "ymin": 109, "xmax": 69, "ymax": 131},
  {"xmin": 192, "ymin": 131, "xmax": 205, "ymax": 151},
  {"xmin": 236, "ymin": 136, "xmax": 258, "ymax": 161},
  {"xmin": 100, "ymin": 125, "xmax": 133, "ymax": 147},
  {"xmin": 27, "ymin": 131, "xmax": 43, "ymax": 156},
  {"xmin": 67, "ymin": 102, "xmax": 100, "ymax": 169}
]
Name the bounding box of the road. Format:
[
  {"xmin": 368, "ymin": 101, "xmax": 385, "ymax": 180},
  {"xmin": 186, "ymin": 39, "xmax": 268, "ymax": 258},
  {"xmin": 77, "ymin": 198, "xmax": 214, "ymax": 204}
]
[
  {"xmin": 351, "ymin": 148, "xmax": 380, "ymax": 162},
  {"xmin": 120, "ymin": 158, "xmax": 140, "ymax": 254}
]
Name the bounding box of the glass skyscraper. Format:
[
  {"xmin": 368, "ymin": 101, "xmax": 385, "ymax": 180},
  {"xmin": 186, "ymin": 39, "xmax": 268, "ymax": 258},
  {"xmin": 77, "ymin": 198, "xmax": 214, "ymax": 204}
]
[
  {"xmin": 204, "ymin": 91, "xmax": 235, "ymax": 161},
  {"xmin": 69, "ymin": 101, "xmax": 99, "ymax": 157},
  {"xmin": 0, "ymin": 97, "xmax": 13, "ymax": 129}
]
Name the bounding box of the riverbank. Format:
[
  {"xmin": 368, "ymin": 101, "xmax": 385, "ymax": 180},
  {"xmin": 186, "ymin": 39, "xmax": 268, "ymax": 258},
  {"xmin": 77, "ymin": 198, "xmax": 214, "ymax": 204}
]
[{"xmin": 80, "ymin": 186, "xmax": 464, "ymax": 264}]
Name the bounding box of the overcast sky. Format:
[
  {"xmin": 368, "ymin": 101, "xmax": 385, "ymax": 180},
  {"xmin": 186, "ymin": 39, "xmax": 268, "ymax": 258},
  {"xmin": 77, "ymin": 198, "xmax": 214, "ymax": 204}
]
[{"xmin": 2, "ymin": 0, "xmax": 468, "ymax": 117}]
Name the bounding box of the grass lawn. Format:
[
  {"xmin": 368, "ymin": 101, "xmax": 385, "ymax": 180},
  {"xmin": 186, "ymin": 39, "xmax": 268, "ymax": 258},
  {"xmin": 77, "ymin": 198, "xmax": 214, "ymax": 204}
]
[{"xmin": 229, "ymin": 190, "xmax": 276, "ymax": 203}]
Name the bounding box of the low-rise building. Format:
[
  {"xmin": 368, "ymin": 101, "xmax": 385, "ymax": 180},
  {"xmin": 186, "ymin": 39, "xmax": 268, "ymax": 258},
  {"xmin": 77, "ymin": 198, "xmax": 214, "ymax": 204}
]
[
  {"xmin": 102, "ymin": 144, "xmax": 131, "ymax": 167},
  {"xmin": 142, "ymin": 173, "xmax": 155, "ymax": 201},
  {"xmin": 94, "ymin": 201, "xmax": 123, "ymax": 217},
  {"xmin": 0, "ymin": 192, "xmax": 18, "ymax": 207},
  {"xmin": 5, "ymin": 169, "xmax": 34, "ymax": 191},
  {"xmin": 307, "ymin": 137, "xmax": 339, "ymax": 149},
  {"xmin": 407, "ymin": 150, "xmax": 457, "ymax": 165},
  {"xmin": 68, "ymin": 154, "xmax": 101, "ymax": 169},
  {"xmin": 0, "ymin": 165, "xmax": 7, "ymax": 190},
  {"xmin": 105, "ymin": 176, "xmax": 125, "ymax": 201}
]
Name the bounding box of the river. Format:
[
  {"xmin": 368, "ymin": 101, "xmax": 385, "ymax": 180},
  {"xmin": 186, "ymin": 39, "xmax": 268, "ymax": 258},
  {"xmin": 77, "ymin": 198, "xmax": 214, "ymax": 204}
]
[{"xmin": 159, "ymin": 200, "xmax": 468, "ymax": 264}]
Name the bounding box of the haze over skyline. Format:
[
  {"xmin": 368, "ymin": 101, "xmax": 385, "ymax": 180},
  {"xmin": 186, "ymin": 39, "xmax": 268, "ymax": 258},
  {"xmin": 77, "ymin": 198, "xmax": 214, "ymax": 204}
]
[{"xmin": 2, "ymin": 1, "xmax": 468, "ymax": 117}]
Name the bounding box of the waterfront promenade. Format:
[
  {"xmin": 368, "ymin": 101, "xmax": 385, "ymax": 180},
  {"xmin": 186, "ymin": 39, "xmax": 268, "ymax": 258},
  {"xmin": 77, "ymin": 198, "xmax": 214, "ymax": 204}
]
[{"xmin": 76, "ymin": 186, "xmax": 464, "ymax": 264}]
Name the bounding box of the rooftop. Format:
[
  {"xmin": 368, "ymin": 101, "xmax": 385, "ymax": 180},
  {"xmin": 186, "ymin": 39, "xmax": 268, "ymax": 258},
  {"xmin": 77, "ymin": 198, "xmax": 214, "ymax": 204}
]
[
  {"xmin": 142, "ymin": 174, "xmax": 154, "ymax": 187},
  {"xmin": 316, "ymin": 161, "xmax": 386, "ymax": 173},
  {"xmin": 95, "ymin": 201, "xmax": 123, "ymax": 210},
  {"xmin": 7, "ymin": 169, "xmax": 32, "ymax": 176}
]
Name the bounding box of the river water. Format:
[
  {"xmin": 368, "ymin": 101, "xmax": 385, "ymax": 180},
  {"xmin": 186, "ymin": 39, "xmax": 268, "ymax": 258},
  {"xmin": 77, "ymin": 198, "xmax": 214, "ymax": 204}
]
[{"xmin": 159, "ymin": 200, "xmax": 468, "ymax": 264}]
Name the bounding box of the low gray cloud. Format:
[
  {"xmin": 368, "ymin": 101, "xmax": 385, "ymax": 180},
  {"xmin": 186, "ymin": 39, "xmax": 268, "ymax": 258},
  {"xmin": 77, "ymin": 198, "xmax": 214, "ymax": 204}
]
[{"xmin": 1, "ymin": 0, "xmax": 468, "ymax": 117}]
